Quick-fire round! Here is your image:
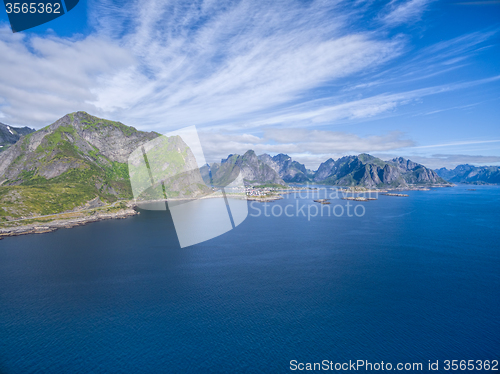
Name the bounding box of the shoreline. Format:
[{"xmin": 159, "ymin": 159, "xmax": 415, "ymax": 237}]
[
  {"xmin": 0, "ymin": 194, "xmax": 284, "ymax": 239},
  {"xmin": 0, "ymin": 184, "xmax": 453, "ymax": 239},
  {"xmin": 0, "ymin": 207, "xmax": 138, "ymax": 240}
]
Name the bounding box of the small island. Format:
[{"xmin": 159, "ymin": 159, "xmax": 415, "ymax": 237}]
[
  {"xmin": 313, "ymin": 199, "xmax": 331, "ymax": 204},
  {"xmin": 341, "ymin": 196, "xmax": 377, "ymax": 201}
]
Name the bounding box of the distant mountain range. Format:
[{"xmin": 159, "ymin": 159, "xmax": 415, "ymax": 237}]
[
  {"xmin": 435, "ymin": 165, "xmax": 500, "ymax": 184},
  {"xmin": 0, "ymin": 122, "xmax": 35, "ymax": 151},
  {"xmin": 204, "ymin": 151, "xmax": 447, "ymax": 187},
  {"xmin": 0, "ymin": 112, "xmax": 455, "ymax": 220},
  {"xmin": 310, "ymin": 154, "xmax": 447, "ymax": 187}
]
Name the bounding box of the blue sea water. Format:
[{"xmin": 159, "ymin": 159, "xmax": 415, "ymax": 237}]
[{"xmin": 0, "ymin": 185, "xmax": 499, "ymax": 373}]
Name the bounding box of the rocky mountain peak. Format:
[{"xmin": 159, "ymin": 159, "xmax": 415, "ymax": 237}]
[
  {"xmin": 0, "ymin": 122, "xmax": 35, "ymax": 151},
  {"xmin": 0, "ymin": 112, "xmax": 207, "ymax": 220},
  {"xmin": 435, "ymin": 164, "xmax": 500, "ymax": 184},
  {"xmin": 0, "ymin": 112, "xmax": 159, "ymax": 186},
  {"xmin": 313, "ymin": 154, "xmax": 447, "ymax": 187},
  {"xmin": 257, "ymin": 153, "xmax": 310, "ymax": 183},
  {"xmin": 210, "ymin": 150, "xmax": 285, "ymax": 186},
  {"xmin": 391, "ymin": 157, "xmax": 419, "ymax": 171}
]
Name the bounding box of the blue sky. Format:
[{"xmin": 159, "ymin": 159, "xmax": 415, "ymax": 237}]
[{"xmin": 0, "ymin": 0, "xmax": 499, "ymax": 169}]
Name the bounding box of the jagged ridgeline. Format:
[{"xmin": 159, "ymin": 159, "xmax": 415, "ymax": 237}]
[
  {"xmin": 435, "ymin": 164, "xmax": 500, "ymax": 184},
  {"xmin": 202, "ymin": 151, "xmax": 448, "ymax": 188},
  {"xmin": 0, "ymin": 122, "xmax": 35, "ymax": 151},
  {"xmin": 0, "ymin": 112, "xmax": 208, "ymax": 220},
  {"xmin": 258, "ymin": 153, "xmax": 312, "ymax": 183},
  {"xmin": 312, "ymin": 154, "xmax": 448, "ymax": 187},
  {"xmin": 205, "ymin": 150, "xmax": 287, "ymax": 187},
  {"xmin": 236, "ymin": 152, "xmax": 447, "ymax": 187}
]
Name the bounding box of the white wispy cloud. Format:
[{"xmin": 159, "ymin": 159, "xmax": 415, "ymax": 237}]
[
  {"xmin": 0, "ymin": 0, "xmax": 497, "ymax": 172},
  {"xmin": 411, "ymin": 139, "xmax": 500, "ymax": 149},
  {"xmin": 0, "ymin": 26, "xmax": 134, "ymax": 125},
  {"xmin": 92, "ymin": 0, "xmax": 405, "ymax": 130},
  {"xmin": 1, "ymin": 0, "xmax": 403, "ymax": 128},
  {"xmin": 209, "ymin": 75, "xmax": 500, "ymax": 131},
  {"xmin": 381, "ymin": 0, "xmax": 434, "ymax": 26},
  {"xmin": 423, "ymin": 102, "xmax": 480, "ymax": 115}
]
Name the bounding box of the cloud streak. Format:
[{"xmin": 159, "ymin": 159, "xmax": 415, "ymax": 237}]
[
  {"xmin": 0, "ymin": 0, "xmax": 496, "ymax": 131},
  {"xmin": 381, "ymin": 0, "xmax": 434, "ymax": 26},
  {"xmin": 0, "ymin": 27, "xmax": 134, "ymax": 125},
  {"xmin": 0, "ymin": 0, "xmax": 405, "ymax": 128},
  {"xmin": 0, "ymin": 0, "xmax": 497, "ymax": 171},
  {"xmin": 412, "ymin": 139, "xmax": 500, "ymax": 149}
]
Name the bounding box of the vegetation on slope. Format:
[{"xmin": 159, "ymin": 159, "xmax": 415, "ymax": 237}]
[{"xmin": 0, "ymin": 112, "xmax": 151, "ymax": 221}]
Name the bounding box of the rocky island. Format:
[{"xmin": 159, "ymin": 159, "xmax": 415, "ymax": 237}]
[{"xmin": 342, "ymin": 196, "xmax": 377, "ymax": 201}]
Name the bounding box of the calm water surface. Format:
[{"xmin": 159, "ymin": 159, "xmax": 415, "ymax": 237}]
[{"xmin": 0, "ymin": 185, "xmax": 499, "ymax": 373}]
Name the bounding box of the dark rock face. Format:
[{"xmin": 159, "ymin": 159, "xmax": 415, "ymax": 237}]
[
  {"xmin": 236, "ymin": 152, "xmax": 446, "ymax": 188},
  {"xmin": 313, "ymin": 158, "xmax": 336, "ymax": 182},
  {"xmin": 314, "ymin": 154, "xmax": 447, "ymax": 188},
  {"xmin": 211, "ymin": 150, "xmax": 285, "ymax": 186},
  {"xmin": 315, "ymin": 155, "xmax": 383, "ymax": 187},
  {"xmin": 391, "ymin": 157, "xmax": 419, "ymax": 171},
  {"xmin": 258, "ymin": 153, "xmax": 310, "ymax": 183},
  {"xmin": 435, "ymin": 164, "xmax": 500, "ymax": 184},
  {"xmin": 0, "ymin": 122, "xmax": 35, "ymax": 151}
]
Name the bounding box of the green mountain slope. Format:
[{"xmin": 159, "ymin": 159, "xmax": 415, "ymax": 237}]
[{"xmin": 0, "ymin": 112, "xmax": 198, "ymax": 221}]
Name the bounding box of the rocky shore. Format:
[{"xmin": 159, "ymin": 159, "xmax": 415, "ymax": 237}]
[
  {"xmin": 0, "ymin": 206, "xmax": 138, "ymax": 239},
  {"xmin": 0, "ymin": 184, "xmax": 453, "ymax": 239},
  {"xmin": 0, "ymin": 191, "xmax": 285, "ymax": 239},
  {"xmin": 246, "ymin": 195, "xmax": 283, "ymax": 202}
]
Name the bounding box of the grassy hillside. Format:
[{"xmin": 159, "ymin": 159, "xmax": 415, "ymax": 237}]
[{"xmin": 0, "ymin": 112, "xmax": 158, "ymax": 221}]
